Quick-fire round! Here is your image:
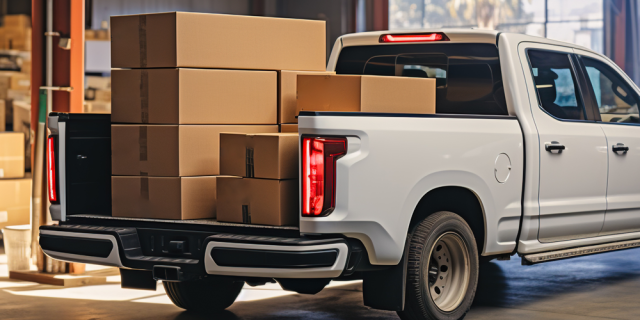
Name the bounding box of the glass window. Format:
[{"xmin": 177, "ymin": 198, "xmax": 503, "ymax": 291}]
[
  {"xmin": 527, "ymin": 50, "xmax": 587, "ymax": 121},
  {"xmin": 582, "ymin": 57, "xmax": 640, "ymax": 124},
  {"xmin": 336, "ymin": 43, "xmax": 507, "ymax": 116}
]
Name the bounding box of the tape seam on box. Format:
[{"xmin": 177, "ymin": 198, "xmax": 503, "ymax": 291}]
[
  {"xmin": 139, "ymin": 126, "xmax": 148, "ymax": 176},
  {"xmin": 242, "ymin": 205, "xmax": 251, "ymax": 224},
  {"xmin": 140, "ymin": 70, "xmax": 149, "ymax": 123},
  {"xmin": 245, "ymin": 148, "xmax": 254, "ymax": 178},
  {"xmin": 138, "ymin": 15, "xmax": 147, "ymax": 68},
  {"xmin": 140, "ymin": 176, "xmax": 149, "ymax": 200}
]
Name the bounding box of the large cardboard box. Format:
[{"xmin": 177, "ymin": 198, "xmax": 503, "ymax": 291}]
[
  {"xmin": 0, "ymin": 177, "xmax": 31, "ymax": 228},
  {"xmin": 112, "ymin": 176, "xmax": 226, "ymax": 220},
  {"xmin": 4, "ymin": 27, "xmax": 31, "ymax": 51},
  {"xmin": 279, "ymin": 70, "xmax": 334, "ymax": 124},
  {"xmin": 279, "ymin": 124, "xmax": 298, "ymax": 133},
  {"xmin": 9, "ymin": 73, "xmax": 29, "ymax": 91},
  {"xmin": 0, "ymin": 99, "xmax": 5, "ymax": 131},
  {"xmin": 111, "ymin": 68, "xmax": 277, "ymax": 124},
  {"xmin": 12, "ymin": 101, "xmax": 30, "ymax": 171},
  {"xmin": 217, "ymin": 177, "xmax": 298, "ymax": 226},
  {"xmin": 0, "ymin": 132, "xmax": 24, "ymax": 178},
  {"xmin": 4, "ymin": 15, "xmax": 31, "ymax": 29},
  {"xmin": 112, "ymin": 124, "xmax": 278, "ymax": 177},
  {"xmin": 111, "ymin": 12, "xmax": 325, "ymax": 71},
  {"xmin": 220, "ymin": 133, "xmax": 298, "ymax": 179},
  {"xmin": 297, "ymin": 75, "xmax": 436, "ymax": 114}
]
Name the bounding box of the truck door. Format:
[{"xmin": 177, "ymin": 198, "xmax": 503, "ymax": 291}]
[
  {"xmin": 574, "ymin": 49, "xmax": 640, "ymax": 235},
  {"xmin": 519, "ymin": 43, "xmax": 608, "ymax": 242}
]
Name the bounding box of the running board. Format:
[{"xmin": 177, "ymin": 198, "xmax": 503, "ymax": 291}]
[{"xmin": 521, "ymin": 239, "xmax": 640, "ymax": 265}]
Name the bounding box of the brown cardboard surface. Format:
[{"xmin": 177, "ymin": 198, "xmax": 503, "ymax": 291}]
[
  {"xmin": 279, "ymin": 124, "xmax": 298, "ymax": 133},
  {"xmin": 297, "ymin": 75, "xmax": 436, "ymax": 114},
  {"xmin": 220, "ymin": 133, "xmax": 298, "ymax": 179},
  {"xmin": 216, "ymin": 177, "xmax": 298, "ymax": 226},
  {"xmin": 0, "ymin": 100, "xmax": 5, "ymax": 131},
  {"xmin": 111, "ymin": 12, "xmax": 325, "ymax": 71},
  {"xmin": 0, "ymin": 177, "xmax": 31, "ymax": 228},
  {"xmin": 279, "ymin": 70, "xmax": 334, "ymax": 124},
  {"xmin": 112, "ymin": 176, "xmax": 225, "ymax": 220},
  {"xmin": 112, "ymin": 124, "xmax": 278, "ymax": 177},
  {"xmin": 0, "ymin": 132, "xmax": 24, "ymax": 178},
  {"xmin": 4, "ymin": 15, "xmax": 31, "ymax": 29},
  {"xmin": 9, "ymin": 73, "xmax": 30, "ymax": 91},
  {"xmin": 111, "ymin": 68, "xmax": 276, "ymax": 124},
  {"xmin": 11, "ymin": 101, "xmax": 30, "ymax": 171}
]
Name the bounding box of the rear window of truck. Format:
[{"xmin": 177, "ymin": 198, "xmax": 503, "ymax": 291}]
[{"xmin": 335, "ymin": 43, "xmax": 508, "ymax": 116}]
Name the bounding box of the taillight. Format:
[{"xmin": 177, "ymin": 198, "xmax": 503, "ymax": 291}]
[
  {"xmin": 47, "ymin": 136, "xmax": 57, "ymax": 202},
  {"xmin": 302, "ymin": 137, "xmax": 347, "ymax": 217},
  {"xmin": 379, "ymin": 33, "xmax": 448, "ymax": 43}
]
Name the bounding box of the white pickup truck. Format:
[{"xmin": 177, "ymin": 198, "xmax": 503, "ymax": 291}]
[{"xmin": 41, "ymin": 29, "xmax": 640, "ymax": 320}]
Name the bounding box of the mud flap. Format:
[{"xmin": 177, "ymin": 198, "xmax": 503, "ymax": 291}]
[{"xmin": 362, "ymin": 237, "xmax": 410, "ymax": 311}]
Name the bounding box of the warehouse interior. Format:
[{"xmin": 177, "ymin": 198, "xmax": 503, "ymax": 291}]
[{"xmin": 0, "ymin": 0, "xmax": 639, "ymax": 319}]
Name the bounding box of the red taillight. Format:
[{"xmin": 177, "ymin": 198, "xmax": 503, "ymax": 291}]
[
  {"xmin": 302, "ymin": 137, "xmax": 347, "ymax": 217},
  {"xmin": 379, "ymin": 33, "xmax": 447, "ymax": 43},
  {"xmin": 47, "ymin": 136, "xmax": 57, "ymax": 202}
]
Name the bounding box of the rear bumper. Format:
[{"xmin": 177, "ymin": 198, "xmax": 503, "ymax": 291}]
[{"xmin": 40, "ymin": 225, "xmax": 350, "ymax": 279}]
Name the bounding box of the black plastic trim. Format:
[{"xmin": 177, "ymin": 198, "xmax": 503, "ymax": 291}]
[
  {"xmin": 298, "ymin": 111, "xmax": 517, "ymax": 120},
  {"xmin": 212, "ymin": 248, "xmax": 338, "ymax": 269},
  {"xmin": 39, "ymin": 234, "xmax": 113, "ymax": 258}
]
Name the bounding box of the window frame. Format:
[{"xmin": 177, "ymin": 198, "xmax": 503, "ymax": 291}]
[
  {"xmin": 524, "ymin": 47, "xmax": 596, "ymax": 123},
  {"xmin": 575, "ymin": 55, "xmax": 640, "ymax": 127}
]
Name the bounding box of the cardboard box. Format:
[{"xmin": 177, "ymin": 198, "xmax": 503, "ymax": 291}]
[
  {"xmin": 112, "ymin": 176, "xmax": 226, "ymax": 220},
  {"xmin": 0, "ymin": 177, "xmax": 31, "ymax": 228},
  {"xmin": 12, "ymin": 101, "xmax": 30, "ymax": 171},
  {"xmin": 84, "ymin": 101, "xmax": 111, "ymax": 114},
  {"xmin": 4, "ymin": 27, "xmax": 31, "ymax": 51},
  {"xmin": 9, "ymin": 73, "xmax": 29, "ymax": 91},
  {"xmin": 279, "ymin": 124, "xmax": 298, "ymax": 133},
  {"xmin": 86, "ymin": 76, "xmax": 111, "ymax": 90},
  {"xmin": 220, "ymin": 133, "xmax": 298, "ymax": 179},
  {"xmin": 217, "ymin": 177, "xmax": 298, "ymax": 226},
  {"xmin": 111, "ymin": 68, "xmax": 277, "ymax": 124},
  {"xmin": 4, "ymin": 15, "xmax": 31, "ymax": 29},
  {"xmin": 111, "ymin": 12, "xmax": 325, "ymax": 71},
  {"xmin": 112, "ymin": 124, "xmax": 278, "ymax": 177},
  {"xmin": 0, "ymin": 132, "xmax": 24, "ymax": 178},
  {"xmin": 279, "ymin": 70, "xmax": 334, "ymax": 124},
  {"xmin": 297, "ymin": 75, "xmax": 436, "ymax": 114}
]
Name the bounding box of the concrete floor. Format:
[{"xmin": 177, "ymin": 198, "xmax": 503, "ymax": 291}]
[{"xmin": 1, "ymin": 246, "xmax": 640, "ymax": 320}]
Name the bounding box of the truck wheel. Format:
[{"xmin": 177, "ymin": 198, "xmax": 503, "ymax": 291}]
[
  {"xmin": 398, "ymin": 211, "xmax": 479, "ymax": 320},
  {"xmin": 163, "ymin": 278, "xmax": 244, "ymax": 312}
]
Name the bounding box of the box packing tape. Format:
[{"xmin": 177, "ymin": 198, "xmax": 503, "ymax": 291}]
[
  {"xmin": 139, "ymin": 126, "xmax": 148, "ymax": 175},
  {"xmin": 138, "ymin": 16, "xmax": 147, "ymax": 68},
  {"xmin": 140, "ymin": 70, "xmax": 149, "ymax": 123}
]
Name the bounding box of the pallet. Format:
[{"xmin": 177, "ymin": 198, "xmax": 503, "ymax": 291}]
[{"xmin": 9, "ymin": 267, "xmax": 119, "ymax": 287}]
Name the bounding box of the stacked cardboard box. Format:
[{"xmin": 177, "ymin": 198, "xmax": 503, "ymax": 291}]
[
  {"xmin": 0, "ymin": 15, "xmax": 32, "ymax": 51},
  {"xmin": 110, "ymin": 12, "xmax": 325, "ymax": 221},
  {"xmin": 0, "ymin": 133, "xmax": 30, "ymax": 228},
  {"xmin": 84, "ymin": 76, "xmax": 111, "ymax": 114},
  {"xmin": 217, "ymin": 133, "xmax": 298, "ymax": 226}
]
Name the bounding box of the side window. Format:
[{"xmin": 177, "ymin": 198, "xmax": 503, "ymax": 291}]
[
  {"xmin": 527, "ymin": 50, "xmax": 587, "ymax": 121},
  {"xmin": 581, "ymin": 57, "xmax": 640, "ymax": 124}
]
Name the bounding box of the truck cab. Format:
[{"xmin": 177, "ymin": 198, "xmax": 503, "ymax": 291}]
[{"xmin": 41, "ymin": 29, "xmax": 640, "ymax": 320}]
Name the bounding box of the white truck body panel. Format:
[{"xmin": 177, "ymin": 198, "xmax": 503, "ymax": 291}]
[{"xmin": 298, "ymin": 115, "xmax": 524, "ymax": 264}]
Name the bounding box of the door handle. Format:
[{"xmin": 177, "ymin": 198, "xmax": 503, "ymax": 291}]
[
  {"xmin": 612, "ymin": 143, "xmax": 629, "ymax": 154},
  {"xmin": 545, "ymin": 142, "xmax": 565, "ymax": 153}
]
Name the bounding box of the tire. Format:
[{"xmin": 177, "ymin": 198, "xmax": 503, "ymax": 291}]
[
  {"xmin": 163, "ymin": 278, "xmax": 244, "ymax": 312},
  {"xmin": 398, "ymin": 211, "xmax": 479, "ymax": 320}
]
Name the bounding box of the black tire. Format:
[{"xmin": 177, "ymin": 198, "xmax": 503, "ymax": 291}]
[
  {"xmin": 398, "ymin": 211, "xmax": 479, "ymax": 320},
  {"xmin": 164, "ymin": 278, "xmax": 244, "ymax": 312}
]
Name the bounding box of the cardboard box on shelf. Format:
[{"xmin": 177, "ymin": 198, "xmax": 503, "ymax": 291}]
[
  {"xmin": 111, "ymin": 68, "xmax": 277, "ymax": 124},
  {"xmin": 112, "ymin": 175, "xmax": 227, "ymax": 220},
  {"xmin": 0, "ymin": 176, "xmax": 31, "ymax": 228},
  {"xmin": 279, "ymin": 70, "xmax": 334, "ymax": 124},
  {"xmin": 112, "ymin": 124, "xmax": 278, "ymax": 177},
  {"xmin": 9, "ymin": 73, "xmax": 29, "ymax": 91},
  {"xmin": 4, "ymin": 27, "xmax": 31, "ymax": 51},
  {"xmin": 217, "ymin": 177, "xmax": 298, "ymax": 226},
  {"xmin": 19, "ymin": 59, "xmax": 30, "ymax": 74},
  {"xmin": 83, "ymin": 101, "xmax": 111, "ymax": 114},
  {"xmin": 85, "ymin": 29, "xmax": 95, "ymax": 41},
  {"xmin": 12, "ymin": 101, "xmax": 30, "ymax": 171},
  {"xmin": 279, "ymin": 124, "xmax": 298, "ymax": 133},
  {"xmin": 297, "ymin": 75, "xmax": 436, "ymax": 115},
  {"xmin": 86, "ymin": 76, "xmax": 111, "ymax": 90},
  {"xmin": 111, "ymin": 12, "xmax": 325, "ymax": 71},
  {"xmin": 0, "ymin": 132, "xmax": 24, "ymax": 178},
  {"xmin": 4, "ymin": 15, "xmax": 31, "ymax": 29},
  {"xmin": 220, "ymin": 133, "xmax": 298, "ymax": 180}
]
